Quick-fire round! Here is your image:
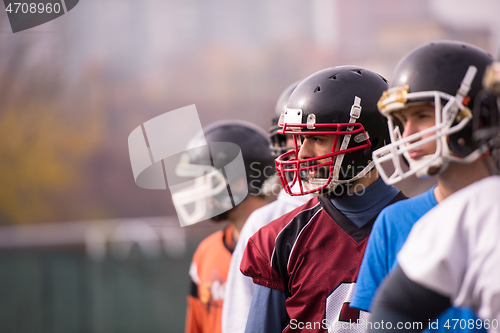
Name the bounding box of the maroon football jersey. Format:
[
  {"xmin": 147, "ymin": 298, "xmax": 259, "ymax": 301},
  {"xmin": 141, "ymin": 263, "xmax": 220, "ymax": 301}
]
[{"xmin": 241, "ymin": 194, "xmax": 405, "ymax": 332}]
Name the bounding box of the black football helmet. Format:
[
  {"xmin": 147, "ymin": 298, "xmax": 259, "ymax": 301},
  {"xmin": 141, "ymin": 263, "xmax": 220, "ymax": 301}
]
[
  {"xmin": 373, "ymin": 41, "xmax": 494, "ymax": 184},
  {"xmin": 472, "ymin": 61, "xmax": 500, "ymax": 173},
  {"xmin": 275, "ymin": 66, "xmax": 390, "ymax": 196},
  {"xmin": 170, "ymin": 120, "xmax": 275, "ymax": 225},
  {"xmin": 269, "ymin": 80, "xmax": 301, "ymax": 157}
]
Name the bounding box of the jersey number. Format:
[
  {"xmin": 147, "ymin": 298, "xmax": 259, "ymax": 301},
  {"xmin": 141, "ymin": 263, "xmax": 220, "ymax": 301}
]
[{"xmin": 325, "ymin": 282, "xmax": 369, "ymax": 332}]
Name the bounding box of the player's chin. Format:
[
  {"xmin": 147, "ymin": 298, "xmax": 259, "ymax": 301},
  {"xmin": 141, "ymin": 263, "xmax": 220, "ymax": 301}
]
[
  {"xmin": 300, "ymin": 165, "xmax": 329, "ymax": 181},
  {"xmin": 210, "ymin": 211, "xmax": 229, "ymax": 223}
]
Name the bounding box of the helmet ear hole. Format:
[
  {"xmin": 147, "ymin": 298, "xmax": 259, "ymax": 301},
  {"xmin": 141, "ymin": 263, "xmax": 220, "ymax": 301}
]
[{"xmin": 368, "ymin": 137, "xmax": 380, "ymax": 154}]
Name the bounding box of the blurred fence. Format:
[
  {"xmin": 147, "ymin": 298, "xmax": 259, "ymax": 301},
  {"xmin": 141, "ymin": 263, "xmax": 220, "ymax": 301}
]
[{"xmin": 0, "ymin": 217, "xmax": 221, "ymax": 333}]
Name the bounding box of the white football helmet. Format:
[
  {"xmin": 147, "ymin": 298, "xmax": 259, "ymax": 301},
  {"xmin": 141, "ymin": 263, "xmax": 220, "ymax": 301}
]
[
  {"xmin": 372, "ymin": 41, "xmax": 494, "ymax": 185},
  {"xmin": 169, "ymin": 121, "xmax": 274, "ymax": 226}
]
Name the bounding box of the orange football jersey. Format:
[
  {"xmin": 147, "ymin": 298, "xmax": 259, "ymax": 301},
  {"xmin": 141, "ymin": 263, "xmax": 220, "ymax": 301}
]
[{"xmin": 185, "ymin": 225, "xmax": 235, "ymax": 333}]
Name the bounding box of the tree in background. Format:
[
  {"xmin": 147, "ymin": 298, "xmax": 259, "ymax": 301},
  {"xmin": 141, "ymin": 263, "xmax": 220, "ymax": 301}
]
[{"xmin": 0, "ymin": 49, "xmax": 104, "ymax": 224}]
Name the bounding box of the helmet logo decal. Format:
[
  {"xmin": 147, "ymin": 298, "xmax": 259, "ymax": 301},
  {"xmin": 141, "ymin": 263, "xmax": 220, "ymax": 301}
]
[
  {"xmin": 483, "ymin": 62, "xmax": 500, "ymax": 95},
  {"xmin": 377, "ymin": 85, "xmax": 409, "ymax": 114}
]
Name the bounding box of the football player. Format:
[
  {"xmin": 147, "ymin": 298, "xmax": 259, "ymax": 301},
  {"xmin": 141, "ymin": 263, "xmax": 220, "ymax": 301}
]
[
  {"xmin": 181, "ymin": 121, "xmax": 275, "ymax": 333},
  {"xmin": 221, "ymin": 81, "xmax": 314, "ymax": 333},
  {"xmin": 369, "ymin": 61, "xmax": 500, "ymax": 332},
  {"xmin": 240, "ymin": 66, "xmax": 406, "ymax": 332},
  {"xmin": 351, "ymin": 41, "xmax": 495, "ymax": 333}
]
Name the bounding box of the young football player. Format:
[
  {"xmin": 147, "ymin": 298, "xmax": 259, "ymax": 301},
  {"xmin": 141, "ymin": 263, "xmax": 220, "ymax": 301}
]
[
  {"xmin": 221, "ymin": 81, "xmax": 314, "ymax": 333},
  {"xmin": 240, "ymin": 66, "xmax": 406, "ymax": 332},
  {"xmin": 181, "ymin": 121, "xmax": 275, "ymax": 333},
  {"xmin": 369, "ymin": 61, "xmax": 500, "ymax": 332},
  {"xmin": 351, "ymin": 41, "xmax": 495, "ymax": 332}
]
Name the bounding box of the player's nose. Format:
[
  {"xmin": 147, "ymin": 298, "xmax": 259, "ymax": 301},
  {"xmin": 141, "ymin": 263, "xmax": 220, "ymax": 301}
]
[
  {"xmin": 402, "ymin": 120, "xmax": 418, "ymax": 139},
  {"xmin": 297, "ymin": 138, "xmax": 314, "ymax": 160}
]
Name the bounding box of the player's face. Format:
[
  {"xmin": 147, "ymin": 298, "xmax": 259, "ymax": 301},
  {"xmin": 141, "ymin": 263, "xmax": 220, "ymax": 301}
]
[
  {"xmin": 392, "ymin": 104, "xmax": 437, "ymax": 160},
  {"xmin": 285, "ymin": 135, "xmax": 295, "ymax": 150},
  {"xmin": 297, "ymin": 134, "xmax": 337, "ymax": 179}
]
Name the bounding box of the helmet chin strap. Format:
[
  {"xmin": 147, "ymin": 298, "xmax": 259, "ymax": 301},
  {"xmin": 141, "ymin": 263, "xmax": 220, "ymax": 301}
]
[
  {"xmin": 412, "ymin": 155, "xmax": 448, "ymax": 178},
  {"xmin": 332, "ymin": 96, "xmax": 362, "ymax": 180},
  {"xmin": 407, "ymin": 131, "xmax": 448, "ymax": 178},
  {"xmin": 308, "ymin": 161, "xmax": 376, "ymax": 193},
  {"xmin": 309, "ymin": 96, "xmax": 375, "ymax": 193}
]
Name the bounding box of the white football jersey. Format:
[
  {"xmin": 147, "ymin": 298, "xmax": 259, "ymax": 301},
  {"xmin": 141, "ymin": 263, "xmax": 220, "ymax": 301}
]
[
  {"xmin": 398, "ymin": 176, "xmax": 500, "ymax": 332},
  {"xmin": 221, "ymin": 189, "xmax": 312, "ymax": 333}
]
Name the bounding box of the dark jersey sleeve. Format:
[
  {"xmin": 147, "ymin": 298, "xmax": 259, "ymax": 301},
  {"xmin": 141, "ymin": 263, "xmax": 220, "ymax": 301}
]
[
  {"xmin": 369, "ymin": 265, "xmax": 452, "ymax": 332},
  {"xmin": 240, "ymin": 226, "xmax": 287, "ymax": 292},
  {"xmin": 241, "ymin": 198, "xmax": 322, "ymax": 294},
  {"xmin": 244, "ymin": 285, "xmax": 289, "ymax": 333}
]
